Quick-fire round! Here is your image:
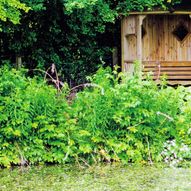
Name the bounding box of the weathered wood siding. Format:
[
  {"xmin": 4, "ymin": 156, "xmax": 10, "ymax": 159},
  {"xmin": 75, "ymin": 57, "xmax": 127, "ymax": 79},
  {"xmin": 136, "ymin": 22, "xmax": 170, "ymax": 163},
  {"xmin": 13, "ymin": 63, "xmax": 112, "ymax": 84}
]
[
  {"xmin": 121, "ymin": 16, "xmax": 137, "ymax": 72},
  {"xmin": 121, "ymin": 14, "xmax": 191, "ymax": 84},
  {"xmin": 142, "ymin": 15, "xmax": 191, "ymax": 61}
]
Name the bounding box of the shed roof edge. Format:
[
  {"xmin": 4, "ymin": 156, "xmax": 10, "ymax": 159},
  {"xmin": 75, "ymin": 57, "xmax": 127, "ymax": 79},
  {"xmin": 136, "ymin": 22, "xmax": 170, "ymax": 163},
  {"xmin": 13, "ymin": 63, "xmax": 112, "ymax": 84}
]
[{"xmin": 128, "ymin": 11, "xmax": 191, "ymax": 15}]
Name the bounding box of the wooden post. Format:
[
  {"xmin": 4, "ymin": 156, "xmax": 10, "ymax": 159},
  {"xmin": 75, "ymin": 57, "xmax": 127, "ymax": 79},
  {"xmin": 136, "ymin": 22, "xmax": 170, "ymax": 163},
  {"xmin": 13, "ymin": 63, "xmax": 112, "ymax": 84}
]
[
  {"xmin": 112, "ymin": 47, "xmax": 118, "ymax": 68},
  {"xmin": 121, "ymin": 17, "xmax": 125, "ymax": 72},
  {"xmin": 16, "ymin": 56, "xmax": 22, "ymax": 69},
  {"xmin": 136, "ymin": 15, "xmax": 146, "ymax": 76},
  {"xmin": 121, "ymin": 16, "xmax": 136, "ymax": 74}
]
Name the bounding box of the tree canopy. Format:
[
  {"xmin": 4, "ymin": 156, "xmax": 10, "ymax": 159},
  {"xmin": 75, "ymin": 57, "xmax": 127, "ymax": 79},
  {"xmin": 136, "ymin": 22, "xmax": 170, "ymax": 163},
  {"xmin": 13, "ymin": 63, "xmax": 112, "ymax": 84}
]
[
  {"xmin": 0, "ymin": 0, "xmax": 180, "ymax": 24},
  {"xmin": 0, "ymin": 0, "xmax": 29, "ymax": 24},
  {"xmin": 0, "ymin": 0, "xmax": 181, "ymax": 84}
]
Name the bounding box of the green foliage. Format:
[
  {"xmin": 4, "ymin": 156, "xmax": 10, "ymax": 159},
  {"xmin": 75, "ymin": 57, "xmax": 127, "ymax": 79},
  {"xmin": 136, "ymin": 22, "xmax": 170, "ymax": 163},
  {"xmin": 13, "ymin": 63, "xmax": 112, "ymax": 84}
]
[
  {"xmin": 1, "ymin": 66, "xmax": 191, "ymax": 167},
  {"xmin": 0, "ymin": 0, "xmax": 29, "ymax": 24},
  {"xmin": 0, "ymin": 0, "xmax": 182, "ymax": 84},
  {"xmin": 71, "ymin": 67, "xmax": 188, "ymax": 164},
  {"xmin": 0, "ymin": 66, "xmax": 71, "ymax": 167}
]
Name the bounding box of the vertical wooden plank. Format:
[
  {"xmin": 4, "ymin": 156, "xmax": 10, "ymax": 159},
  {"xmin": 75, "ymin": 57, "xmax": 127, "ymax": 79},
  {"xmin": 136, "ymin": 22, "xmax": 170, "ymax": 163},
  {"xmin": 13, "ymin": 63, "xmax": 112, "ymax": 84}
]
[
  {"xmin": 136, "ymin": 16, "xmax": 146, "ymax": 59},
  {"xmin": 136, "ymin": 15, "xmax": 146, "ymax": 77},
  {"xmin": 112, "ymin": 47, "xmax": 118, "ymax": 67},
  {"xmin": 136, "ymin": 16, "xmax": 141, "ymax": 60},
  {"xmin": 16, "ymin": 56, "xmax": 22, "ymax": 69},
  {"xmin": 121, "ymin": 17, "xmax": 125, "ymax": 72},
  {"xmin": 136, "ymin": 15, "xmax": 142, "ymax": 77},
  {"xmin": 151, "ymin": 15, "xmax": 157, "ymax": 61},
  {"xmin": 161, "ymin": 16, "xmax": 165, "ymax": 61},
  {"xmin": 164, "ymin": 15, "xmax": 168, "ymax": 61},
  {"xmin": 188, "ymin": 16, "xmax": 191, "ymax": 60},
  {"xmin": 142, "ymin": 18, "xmax": 146, "ymax": 60},
  {"xmin": 121, "ymin": 16, "xmax": 137, "ymax": 73}
]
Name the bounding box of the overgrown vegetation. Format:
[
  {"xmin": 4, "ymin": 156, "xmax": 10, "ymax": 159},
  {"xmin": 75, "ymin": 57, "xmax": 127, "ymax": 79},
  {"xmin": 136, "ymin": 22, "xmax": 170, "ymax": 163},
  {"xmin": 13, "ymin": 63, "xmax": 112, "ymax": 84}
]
[
  {"xmin": 0, "ymin": 0, "xmax": 181, "ymax": 84},
  {"xmin": 0, "ymin": 0, "xmax": 188, "ymax": 169},
  {"xmin": 0, "ymin": 65, "xmax": 191, "ymax": 168},
  {"xmin": 0, "ymin": 0, "xmax": 29, "ymax": 25}
]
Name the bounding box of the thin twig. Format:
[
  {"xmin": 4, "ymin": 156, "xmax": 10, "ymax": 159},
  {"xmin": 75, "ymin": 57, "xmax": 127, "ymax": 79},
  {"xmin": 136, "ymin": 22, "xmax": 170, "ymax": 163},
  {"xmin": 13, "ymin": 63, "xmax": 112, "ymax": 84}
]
[
  {"xmin": 156, "ymin": 111, "xmax": 174, "ymax": 122},
  {"xmin": 79, "ymin": 158, "xmax": 91, "ymax": 168},
  {"xmin": 15, "ymin": 142, "xmax": 29, "ymax": 167},
  {"xmin": 146, "ymin": 136, "xmax": 153, "ymax": 165},
  {"xmin": 63, "ymin": 132, "xmax": 71, "ymax": 162},
  {"xmin": 75, "ymin": 155, "xmax": 85, "ymax": 169},
  {"xmin": 44, "ymin": 65, "xmax": 52, "ymax": 81},
  {"xmin": 32, "ymin": 68, "xmax": 62, "ymax": 92},
  {"xmin": 91, "ymin": 153, "xmax": 97, "ymax": 164}
]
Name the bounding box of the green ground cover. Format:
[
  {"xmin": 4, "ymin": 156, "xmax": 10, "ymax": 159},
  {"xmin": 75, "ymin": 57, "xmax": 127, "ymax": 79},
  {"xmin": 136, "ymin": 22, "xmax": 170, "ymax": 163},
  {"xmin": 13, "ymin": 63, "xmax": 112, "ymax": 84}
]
[{"xmin": 0, "ymin": 164, "xmax": 191, "ymax": 191}]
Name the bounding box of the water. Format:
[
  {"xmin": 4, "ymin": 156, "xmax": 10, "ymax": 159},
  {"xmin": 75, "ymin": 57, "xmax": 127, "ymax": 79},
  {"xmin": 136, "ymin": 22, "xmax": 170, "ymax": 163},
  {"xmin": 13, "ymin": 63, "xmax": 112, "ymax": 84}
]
[{"xmin": 0, "ymin": 164, "xmax": 191, "ymax": 191}]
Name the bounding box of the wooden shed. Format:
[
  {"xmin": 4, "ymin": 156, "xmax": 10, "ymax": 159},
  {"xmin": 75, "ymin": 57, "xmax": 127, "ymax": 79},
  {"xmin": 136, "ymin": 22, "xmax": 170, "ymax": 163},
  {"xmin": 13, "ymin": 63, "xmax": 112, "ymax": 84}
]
[{"xmin": 121, "ymin": 1, "xmax": 191, "ymax": 84}]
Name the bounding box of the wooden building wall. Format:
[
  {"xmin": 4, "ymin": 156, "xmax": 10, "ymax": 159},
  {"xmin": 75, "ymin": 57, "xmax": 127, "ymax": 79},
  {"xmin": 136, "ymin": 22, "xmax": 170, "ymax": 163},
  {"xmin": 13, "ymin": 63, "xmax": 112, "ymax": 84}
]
[
  {"xmin": 142, "ymin": 15, "xmax": 191, "ymax": 61},
  {"xmin": 121, "ymin": 14, "xmax": 191, "ymax": 84}
]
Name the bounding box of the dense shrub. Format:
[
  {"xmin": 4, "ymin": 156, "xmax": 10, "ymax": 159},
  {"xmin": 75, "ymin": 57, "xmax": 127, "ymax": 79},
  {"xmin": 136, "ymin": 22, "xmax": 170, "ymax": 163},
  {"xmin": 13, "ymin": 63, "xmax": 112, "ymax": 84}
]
[
  {"xmin": 0, "ymin": 66, "xmax": 72, "ymax": 167},
  {"xmin": 72, "ymin": 67, "xmax": 191, "ymax": 164},
  {"xmin": 0, "ymin": 66, "xmax": 191, "ymax": 167}
]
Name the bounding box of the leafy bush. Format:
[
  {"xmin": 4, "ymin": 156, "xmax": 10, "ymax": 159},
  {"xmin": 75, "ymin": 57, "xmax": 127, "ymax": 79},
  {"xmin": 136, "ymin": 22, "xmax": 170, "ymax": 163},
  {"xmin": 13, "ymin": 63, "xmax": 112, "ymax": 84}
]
[
  {"xmin": 0, "ymin": 66, "xmax": 72, "ymax": 167},
  {"xmin": 0, "ymin": 65, "xmax": 191, "ymax": 167},
  {"xmin": 71, "ymin": 67, "xmax": 191, "ymax": 164}
]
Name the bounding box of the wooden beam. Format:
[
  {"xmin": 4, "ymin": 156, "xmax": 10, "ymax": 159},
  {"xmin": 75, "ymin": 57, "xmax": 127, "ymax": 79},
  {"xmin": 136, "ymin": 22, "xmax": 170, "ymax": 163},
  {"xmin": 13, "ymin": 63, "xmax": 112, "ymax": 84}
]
[
  {"xmin": 136, "ymin": 15, "xmax": 146, "ymax": 58},
  {"xmin": 121, "ymin": 18, "xmax": 125, "ymax": 72},
  {"xmin": 129, "ymin": 11, "xmax": 191, "ymax": 15},
  {"xmin": 16, "ymin": 56, "xmax": 22, "ymax": 69},
  {"xmin": 168, "ymin": 81, "xmax": 191, "ymax": 85},
  {"xmin": 136, "ymin": 15, "xmax": 146, "ymax": 76},
  {"xmin": 112, "ymin": 47, "xmax": 118, "ymax": 67},
  {"xmin": 121, "ymin": 16, "xmax": 137, "ymax": 73}
]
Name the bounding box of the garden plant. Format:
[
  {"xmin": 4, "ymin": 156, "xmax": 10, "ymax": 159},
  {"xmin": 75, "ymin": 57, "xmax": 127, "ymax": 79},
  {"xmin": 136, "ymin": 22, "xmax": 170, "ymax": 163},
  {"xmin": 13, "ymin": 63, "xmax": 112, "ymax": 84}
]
[{"xmin": 0, "ymin": 65, "xmax": 191, "ymax": 167}]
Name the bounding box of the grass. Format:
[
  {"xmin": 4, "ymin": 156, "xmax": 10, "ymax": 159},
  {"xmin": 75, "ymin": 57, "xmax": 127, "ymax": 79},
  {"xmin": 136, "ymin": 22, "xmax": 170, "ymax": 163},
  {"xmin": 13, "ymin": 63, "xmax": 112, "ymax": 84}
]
[{"xmin": 0, "ymin": 164, "xmax": 191, "ymax": 191}]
